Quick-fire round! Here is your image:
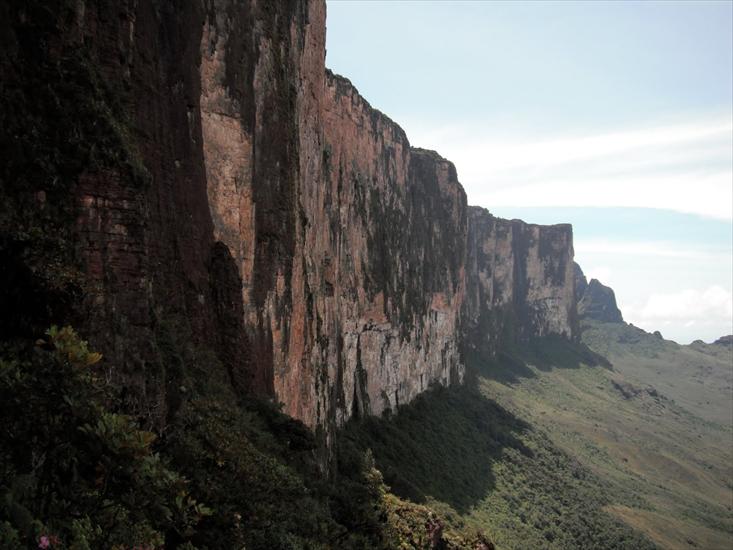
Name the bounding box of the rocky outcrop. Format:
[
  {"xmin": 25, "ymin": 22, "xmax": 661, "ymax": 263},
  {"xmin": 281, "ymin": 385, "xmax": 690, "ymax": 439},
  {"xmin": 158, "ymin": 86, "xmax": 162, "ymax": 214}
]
[
  {"xmin": 464, "ymin": 207, "xmax": 577, "ymax": 358},
  {"xmin": 1, "ymin": 0, "xmax": 579, "ymax": 436},
  {"xmin": 713, "ymin": 335, "xmax": 733, "ymax": 347},
  {"xmin": 576, "ymin": 265, "xmax": 624, "ymax": 323},
  {"xmin": 612, "ymin": 379, "xmax": 660, "ymax": 400}
]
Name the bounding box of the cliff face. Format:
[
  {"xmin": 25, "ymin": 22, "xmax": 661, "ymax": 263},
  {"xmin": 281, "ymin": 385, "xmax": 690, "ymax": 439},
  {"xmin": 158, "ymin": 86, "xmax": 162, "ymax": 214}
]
[
  {"xmin": 2, "ymin": 0, "xmax": 223, "ymax": 423},
  {"xmin": 200, "ymin": 4, "xmax": 467, "ymax": 429},
  {"xmin": 464, "ymin": 207, "xmax": 577, "ymax": 358},
  {"xmin": 1, "ymin": 0, "xmax": 577, "ymax": 434},
  {"xmin": 2, "ymin": 0, "xmax": 318, "ymax": 425},
  {"xmin": 199, "ymin": 0, "xmax": 323, "ymax": 401},
  {"xmin": 287, "ymin": 72, "xmax": 467, "ymax": 428}
]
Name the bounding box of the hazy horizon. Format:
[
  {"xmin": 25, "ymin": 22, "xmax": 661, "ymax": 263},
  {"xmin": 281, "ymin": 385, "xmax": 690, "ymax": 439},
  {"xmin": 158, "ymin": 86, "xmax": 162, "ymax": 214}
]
[{"xmin": 325, "ymin": 0, "xmax": 733, "ymax": 344}]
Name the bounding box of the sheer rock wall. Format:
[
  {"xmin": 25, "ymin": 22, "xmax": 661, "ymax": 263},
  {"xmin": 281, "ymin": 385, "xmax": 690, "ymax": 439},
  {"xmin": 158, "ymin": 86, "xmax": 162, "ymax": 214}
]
[
  {"xmin": 2, "ymin": 0, "xmax": 578, "ymax": 435},
  {"xmin": 464, "ymin": 207, "xmax": 577, "ymax": 359}
]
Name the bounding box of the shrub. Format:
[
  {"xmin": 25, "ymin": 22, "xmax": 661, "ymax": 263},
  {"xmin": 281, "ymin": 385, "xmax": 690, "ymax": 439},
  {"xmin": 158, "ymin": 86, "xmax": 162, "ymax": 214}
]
[{"xmin": 0, "ymin": 327, "xmax": 207, "ymax": 549}]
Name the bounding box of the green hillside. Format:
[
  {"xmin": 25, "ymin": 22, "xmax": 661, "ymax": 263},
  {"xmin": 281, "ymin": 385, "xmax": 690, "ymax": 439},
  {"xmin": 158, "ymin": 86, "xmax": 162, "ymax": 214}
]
[
  {"xmin": 3, "ymin": 321, "xmax": 728, "ymax": 548},
  {"xmin": 346, "ymin": 323, "xmax": 733, "ymax": 549},
  {"xmin": 476, "ymin": 323, "xmax": 732, "ymax": 549}
]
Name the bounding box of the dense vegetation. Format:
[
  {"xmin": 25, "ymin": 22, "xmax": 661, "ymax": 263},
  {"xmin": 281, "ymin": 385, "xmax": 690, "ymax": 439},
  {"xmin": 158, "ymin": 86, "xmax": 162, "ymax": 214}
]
[
  {"xmin": 0, "ymin": 327, "xmax": 205, "ymax": 548},
  {"xmin": 0, "ymin": 325, "xmax": 492, "ymax": 549},
  {"xmin": 2, "ymin": 321, "xmax": 674, "ymax": 550}
]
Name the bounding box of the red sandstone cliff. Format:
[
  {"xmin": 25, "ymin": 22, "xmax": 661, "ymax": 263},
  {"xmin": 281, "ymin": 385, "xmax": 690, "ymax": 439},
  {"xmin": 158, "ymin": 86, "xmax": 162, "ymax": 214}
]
[
  {"xmin": 1, "ymin": 0, "xmax": 577, "ymax": 434},
  {"xmin": 199, "ymin": 3, "xmax": 467, "ymax": 432}
]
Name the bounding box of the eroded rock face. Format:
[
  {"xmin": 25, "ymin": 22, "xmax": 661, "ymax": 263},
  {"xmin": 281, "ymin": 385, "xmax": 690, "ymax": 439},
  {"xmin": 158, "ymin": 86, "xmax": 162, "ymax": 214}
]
[
  {"xmin": 305, "ymin": 80, "xmax": 467, "ymax": 427},
  {"xmin": 3, "ymin": 0, "xmax": 314, "ymax": 426},
  {"xmin": 280, "ymin": 73, "xmax": 469, "ymax": 428},
  {"xmin": 199, "ymin": 0, "xmax": 315, "ymax": 395},
  {"xmin": 464, "ymin": 207, "xmax": 577, "ymax": 358},
  {"xmin": 4, "ymin": 0, "xmax": 580, "ymax": 436},
  {"xmin": 197, "ymin": 3, "xmax": 467, "ymax": 430},
  {"xmin": 576, "ymin": 264, "xmax": 624, "ymax": 323}
]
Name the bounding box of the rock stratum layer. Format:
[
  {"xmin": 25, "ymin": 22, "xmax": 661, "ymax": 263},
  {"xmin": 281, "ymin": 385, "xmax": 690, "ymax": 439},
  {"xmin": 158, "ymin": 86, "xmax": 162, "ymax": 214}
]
[{"xmin": 1, "ymin": 0, "xmax": 578, "ymax": 435}]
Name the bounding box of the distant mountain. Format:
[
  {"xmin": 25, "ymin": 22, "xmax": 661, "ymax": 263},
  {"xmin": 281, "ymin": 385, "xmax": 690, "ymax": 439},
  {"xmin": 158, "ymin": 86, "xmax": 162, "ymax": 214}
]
[
  {"xmin": 713, "ymin": 335, "xmax": 733, "ymax": 347},
  {"xmin": 575, "ymin": 263, "xmax": 625, "ymax": 323}
]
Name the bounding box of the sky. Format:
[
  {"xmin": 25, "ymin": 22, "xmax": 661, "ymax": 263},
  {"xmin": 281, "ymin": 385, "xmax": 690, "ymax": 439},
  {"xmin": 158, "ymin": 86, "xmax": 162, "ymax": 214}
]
[{"xmin": 325, "ymin": 0, "xmax": 733, "ymax": 344}]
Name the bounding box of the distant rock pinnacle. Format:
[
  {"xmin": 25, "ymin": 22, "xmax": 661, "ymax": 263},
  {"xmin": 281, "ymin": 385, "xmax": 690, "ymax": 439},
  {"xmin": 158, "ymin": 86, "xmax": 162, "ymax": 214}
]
[{"xmin": 575, "ymin": 263, "xmax": 624, "ymax": 323}]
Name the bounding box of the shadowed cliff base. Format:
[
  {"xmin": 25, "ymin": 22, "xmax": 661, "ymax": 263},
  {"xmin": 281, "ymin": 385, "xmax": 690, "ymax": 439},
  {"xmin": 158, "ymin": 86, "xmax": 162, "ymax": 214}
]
[
  {"xmin": 0, "ymin": 322, "xmax": 493, "ymax": 549},
  {"xmin": 339, "ymin": 383, "xmax": 530, "ymax": 514},
  {"xmin": 467, "ymin": 335, "xmax": 612, "ymax": 385}
]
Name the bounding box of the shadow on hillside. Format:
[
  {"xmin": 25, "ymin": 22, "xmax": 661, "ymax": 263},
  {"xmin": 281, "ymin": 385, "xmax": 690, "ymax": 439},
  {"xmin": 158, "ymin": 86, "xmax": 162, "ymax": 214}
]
[
  {"xmin": 468, "ymin": 335, "xmax": 612, "ymax": 385},
  {"xmin": 337, "ymin": 337, "xmax": 612, "ymax": 515},
  {"xmin": 338, "ymin": 382, "xmax": 533, "ymax": 514}
]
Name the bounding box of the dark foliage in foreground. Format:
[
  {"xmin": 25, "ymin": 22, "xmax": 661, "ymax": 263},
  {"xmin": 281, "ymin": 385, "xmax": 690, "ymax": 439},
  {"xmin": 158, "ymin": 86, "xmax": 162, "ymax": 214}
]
[
  {"xmin": 0, "ymin": 326, "xmax": 488, "ymax": 549},
  {"xmin": 0, "ymin": 327, "xmax": 206, "ymax": 548}
]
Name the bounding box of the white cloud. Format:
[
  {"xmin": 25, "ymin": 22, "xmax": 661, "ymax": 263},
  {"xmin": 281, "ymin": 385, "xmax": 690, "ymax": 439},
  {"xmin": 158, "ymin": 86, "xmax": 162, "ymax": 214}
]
[
  {"xmin": 442, "ymin": 119, "xmax": 731, "ymax": 174},
  {"xmin": 573, "ymin": 238, "xmax": 732, "ymax": 343},
  {"xmin": 401, "ymin": 115, "xmax": 733, "ymax": 220},
  {"xmin": 632, "ymin": 286, "xmax": 732, "ymax": 320},
  {"xmin": 574, "ymin": 239, "xmax": 731, "ymax": 262},
  {"xmin": 469, "ymin": 171, "xmax": 733, "ymax": 220},
  {"xmin": 623, "ymin": 286, "xmax": 733, "ymax": 342}
]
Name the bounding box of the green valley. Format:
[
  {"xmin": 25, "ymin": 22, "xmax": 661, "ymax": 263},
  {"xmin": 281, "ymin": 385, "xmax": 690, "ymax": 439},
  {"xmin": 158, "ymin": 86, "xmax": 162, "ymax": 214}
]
[{"xmin": 346, "ymin": 322, "xmax": 732, "ymax": 549}]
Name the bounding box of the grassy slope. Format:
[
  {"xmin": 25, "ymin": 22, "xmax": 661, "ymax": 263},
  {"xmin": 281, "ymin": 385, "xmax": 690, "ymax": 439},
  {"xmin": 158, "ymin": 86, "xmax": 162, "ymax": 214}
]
[
  {"xmin": 343, "ymin": 353, "xmax": 658, "ymax": 549},
  {"xmin": 581, "ymin": 321, "xmax": 732, "ymax": 426},
  {"xmin": 481, "ymin": 322, "xmax": 732, "ymax": 550},
  {"xmin": 346, "ymin": 323, "xmax": 732, "ymax": 549}
]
